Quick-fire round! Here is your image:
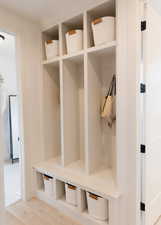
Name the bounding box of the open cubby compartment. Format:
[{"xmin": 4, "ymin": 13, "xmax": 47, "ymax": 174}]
[
  {"xmin": 85, "ymin": 192, "xmax": 109, "ymax": 223},
  {"xmin": 77, "ymin": 189, "xmax": 88, "ymax": 212},
  {"xmin": 86, "ymin": 46, "xmax": 116, "ymax": 177},
  {"xmin": 35, "ymin": 171, "xmax": 60, "ymax": 200},
  {"xmin": 86, "ymin": 0, "xmax": 116, "ymax": 48},
  {"xmin": 54, "ymin": 179, "xmax": 66, "ymax": 200},
  {"xmin": 35, "ymin": 171, "xmax": 45, "ymax": 192},
  {"xmin": 62, "ymin": 184, "xmax": 87, "ymax": 210},
  {"xmin": 64, "ymin": 183, "xmax": 78, "ymax": 207},
  {"xmin": 42, "ymin": 24, "xmax": 60, "ymax": 61},
  {"xmin": 62, "ymin": 55, "xmax": 85, "ymax": 173},
  {"xmin": 43, "ymin": 61, "xmax": 61, "ymax": 164},
  {"xmin": 61, "ymin": 14, "xmax": 84, "ymax": 56}
]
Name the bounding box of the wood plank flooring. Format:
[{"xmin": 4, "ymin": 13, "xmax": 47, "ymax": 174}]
[
  {"xmin": 1, "ymin": 198, "xmax": 161, "ymax": 225},
  {"xmin": 1, "ymin": 198, "xmax": 81, "ymax": 225},
  {"xmin": 155, "ymin": 216, "xmax": 161, "ymax": 225}
]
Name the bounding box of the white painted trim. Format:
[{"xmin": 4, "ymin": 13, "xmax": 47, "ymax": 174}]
[{"xmin": 15, "ymin": 32, "xmax": 26, "ymax": 201}]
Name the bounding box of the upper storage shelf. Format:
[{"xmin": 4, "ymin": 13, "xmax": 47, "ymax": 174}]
[
  {"xmin": 42, "ymin": 25, "xmax": 59, "ymax": 61},
  {"xmin": 42, "ymin": 0, "xmax": 116, "ymax": 65},
  {"xmin": 87, "ymin": 40, "xmax": 116, "ymax": 56},
  {"xmin": 61, "ymin": 14, "xmax": 84, "ymax": 56},
  {"xmin": 42, "ymin": 41, "xmax": 116, "ymax": 67},
  {"xmin": 86, "ymin": 0, "xmax": 116, "ymax": 48}
]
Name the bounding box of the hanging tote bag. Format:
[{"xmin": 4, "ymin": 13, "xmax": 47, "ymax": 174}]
[
  {"xmin": 111, "ymin": 76, "xmax": 116, "ymax": 122},
  {"xmin": 101, "ymin": 75, "xmax": 116, "ymax": 127}
]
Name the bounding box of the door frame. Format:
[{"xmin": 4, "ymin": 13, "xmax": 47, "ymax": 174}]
[
  {"xmin": 0, "ymin": 30, "xmax": 26, "ymax": 208},
  {"xmin": 140, "ymin": 1, "xmax": 161, "ymax": 224}
]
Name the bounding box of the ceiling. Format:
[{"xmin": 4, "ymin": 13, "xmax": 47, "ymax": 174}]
[{"xmin": 0, "ymin": 0, "xmax": 106, "ymax": 26}]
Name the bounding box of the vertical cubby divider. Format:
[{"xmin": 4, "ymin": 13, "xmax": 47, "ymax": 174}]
[
  {"xmin": 84, "ymin": 52, "xmax": 90, "ymax": 175},
  {"xmin": 83, "ymin": 12, "xmax": 88, "ymax": 50},
  {"xmin": 59, "ymin": 59, "xmax": 65, "ymax": 167},
  {"xmin": 86, "ymin": 12, "xmax": 94, "ymax": 49},
  {"xmin": 54, "ymin": 179, "xmax": 66, "ymax": 200},
  {"xmin": 59, "ymin": 23, "xmax": 63, "ymax": 57},
  {"xmin": 77, "ymin": 188, "xmax": 87, "ymax": 212}
]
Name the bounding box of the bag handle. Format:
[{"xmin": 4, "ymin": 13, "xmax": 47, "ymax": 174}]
[
  {"xmin": 105, "ymin": 75, "xmax": 116, "ymax": 98},
  {"xmin": 102, "ymin": 75, "xmax": 116, "ymax": 113},
  {"xmin": 111, "ymin": 74, "xmax": 116, "ymax": 96}
]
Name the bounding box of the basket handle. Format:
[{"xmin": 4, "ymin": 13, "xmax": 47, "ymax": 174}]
[
  {"xmin": 68, "ymin": 30, "xmax": 76, "ymax": 35},
  {"xmin": 89, "ymin": 192, "xmax": 99, "ymax": 200},
  {"xmin": 92, "ymin": 18, "xmax": 102, "ymax": 25},
  {"xmin": 46, "ymin": 40, "xmax": 53, "ymax": 44},
  {"xmin": 43, "ymin": 174, "xmax": 53, "ymax": 180},
  {"xmin": 67, "ymin": 184, "xmax": 76, "ymax": 190}
]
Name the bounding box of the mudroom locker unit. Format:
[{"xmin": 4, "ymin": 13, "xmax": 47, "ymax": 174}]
[{"xmin": 32, "ymin": 1, "xmax": 161, "ymax": 225}]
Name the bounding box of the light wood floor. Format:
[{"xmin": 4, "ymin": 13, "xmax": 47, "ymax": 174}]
[
  {"xmin": 1, "ymin": 198, "xmax": 161, "ymax": 225},
  {"xmin": 155, "ymin": 216, "xmax": 161, "ymax": 225},
  {"xmin": 1, "ymin": 198, "xmax": 81, "ymax": 225}
]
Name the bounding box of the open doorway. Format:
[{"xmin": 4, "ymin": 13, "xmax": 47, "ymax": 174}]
[{"xmin": 0, "ymin": 31, "xmax": 21, "ymax": 207}]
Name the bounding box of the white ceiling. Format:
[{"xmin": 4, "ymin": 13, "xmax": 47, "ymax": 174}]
[{"xmin": 0, "ymin": 0, "xmax": 106, "ymax": 26}]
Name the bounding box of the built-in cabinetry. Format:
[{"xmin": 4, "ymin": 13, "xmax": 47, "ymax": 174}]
[{"xmin": 34, "ymin": 1, "xmax": 121, "ymax": 225}]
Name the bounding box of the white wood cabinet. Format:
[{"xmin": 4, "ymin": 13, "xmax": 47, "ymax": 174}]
[
  {"xmin": 35, "ymin": 2, "xmax": 119, "ymax": 224},
  {"xmin": 33, "ymin": 1, "xmax": 161, "ymax": 225}
]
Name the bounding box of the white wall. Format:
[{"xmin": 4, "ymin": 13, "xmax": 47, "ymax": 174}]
[{"xmin": 0, "ymin": 6, "xmax": 43, "ymax": 209}]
